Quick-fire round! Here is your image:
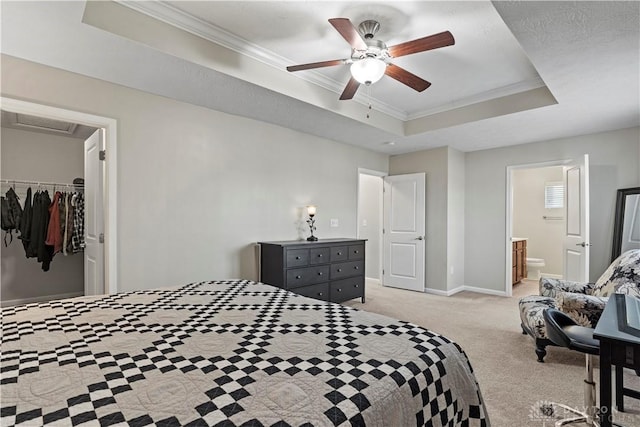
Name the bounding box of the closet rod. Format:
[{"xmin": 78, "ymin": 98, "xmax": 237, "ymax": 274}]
[{"xmin": 0, "ymin": 179, "xmax": 84, "ymax": 188}]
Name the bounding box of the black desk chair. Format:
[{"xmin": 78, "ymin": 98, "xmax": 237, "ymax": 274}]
[{"xmin": 543, "ymin": 308, "xmax": 600, "ymax": 426}]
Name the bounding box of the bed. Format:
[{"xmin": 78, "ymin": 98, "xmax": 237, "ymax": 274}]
[{"xmin": 1, "ymin": 280, "xmax": 489, "ymax": 426}]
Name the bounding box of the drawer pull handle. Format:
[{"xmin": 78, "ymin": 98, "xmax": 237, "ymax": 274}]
[
  {"xmin": 296, "ymin": 275, "xmax": 301, "ymax": 279},
  {"xmin": 337, "ymin": 268, "xmax": 342, "ymax": 272},
  {"xmin": 337, "ymin": 288, "xmax": 342, "ymax": 292},
  {"xmin": 354, "ymin": 266, "xmax": 359, "ymax": 270},
  {"xmin": 318, "ymin": 254, "xmax": 323, "ymax": 257},
  {"xmin": 354, "ymin": 250, "xmax": 359, "ymax": 254},
  {"xmin": 337, "ymin": 252, "xmax": 342, "ymax": 255},
  {"xmin": 355, "ymin": 284, "xmax": 359, "ymax": 288},
  {"xmin": 295, "ymin": 256, "xmax": 301, "ymax": 260},
  {"xmin": 318, "ymin": 272, "xmax": 323, "ymax": 276},
  {"xmin": 318, "ymin": 292, "xmax": 323, "ymax": 297}
]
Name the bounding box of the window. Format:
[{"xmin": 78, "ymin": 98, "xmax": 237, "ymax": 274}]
[{"xmin": 545, "ymin": 182, "xmax": 564, "ymax": 209}]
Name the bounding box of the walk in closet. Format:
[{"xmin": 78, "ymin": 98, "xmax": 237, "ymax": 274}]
[{"xmin": 0, "ymin": 111, "xmax": 98, "ymax": 306}]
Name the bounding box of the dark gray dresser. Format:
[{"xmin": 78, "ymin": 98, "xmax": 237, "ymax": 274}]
[{"xmin": 258, "ymin": 238, "xmax": 366, "ymax": 303}]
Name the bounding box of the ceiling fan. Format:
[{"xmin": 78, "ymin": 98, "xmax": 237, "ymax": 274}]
[{"xmin": 286, "ymin": 18, "xmax": 455, "ymax": 100}]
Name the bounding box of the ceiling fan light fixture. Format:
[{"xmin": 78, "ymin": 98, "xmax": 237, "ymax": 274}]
[{"xmin": 350, "ymin": 57, "xmax": 386, "ymax": 85}]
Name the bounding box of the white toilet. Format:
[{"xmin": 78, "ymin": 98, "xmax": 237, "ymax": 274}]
[{"xmin": 526, "ymin": 258, "xmax": 546, "ymax": 280}]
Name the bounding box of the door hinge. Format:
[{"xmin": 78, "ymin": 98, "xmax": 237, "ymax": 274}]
[
  {"xmin": 382, "ymin": 269, "xmax": 385, "ymax": 275},
  {"xmin": 99, "ymin": 233, "xmax": 104, "ymax": 244},
  {"xmin": 382, "ymin": 228, "xmax": 385, "ymax": 234},
  {"xmin": 99, "ymin": 150, "xmax": 106, "ymax": 161}
]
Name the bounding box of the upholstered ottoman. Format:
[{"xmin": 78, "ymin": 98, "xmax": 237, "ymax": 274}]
[{"xmin": 519, "ymin": 295, "xmax": 556, "ymax": 362}]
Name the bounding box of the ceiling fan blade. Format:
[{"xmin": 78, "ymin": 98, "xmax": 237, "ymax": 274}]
[
  {"xmin": 286, "ymin": 59, "xmax": 345, "ymax": 72},
  {"xmin": 339, "ymin": 77, "xmax": 360, "ymax": 100},
  {"xmin": 329, "ymin": 18, "xmax": 368, "ymax": 51},
  {"xmin": 388, "ymin": 31, "xmax": 455, "ymax": 58},
  {"xmin": 385, "ymin": 64, "xmax": 431, "ymax": 92}
]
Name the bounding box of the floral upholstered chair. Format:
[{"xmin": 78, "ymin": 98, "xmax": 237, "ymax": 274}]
[{"xmin": 519, "ymin": 249, "xmax": 640, "ymax": 362}]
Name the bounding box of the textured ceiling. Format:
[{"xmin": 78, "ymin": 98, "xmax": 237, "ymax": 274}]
[{"xmin": 0, "ymin": 1, "xmax": 638, "ymax": 154}]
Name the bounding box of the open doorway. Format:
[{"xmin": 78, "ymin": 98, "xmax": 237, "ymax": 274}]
[
  {"xmin": 357, "ymin": 169, "xmax": 385, "ymax": 283},
  {"xmin": 506, "ymin": 160, "xmax": 567, "ymax": 297},
  {"xmin": 505, "ymin": 156, "xmax": 591, "ymax": 296},
  {"xmin": 0, "ymin": 97, "xmax": 118, "ymax": 305}
]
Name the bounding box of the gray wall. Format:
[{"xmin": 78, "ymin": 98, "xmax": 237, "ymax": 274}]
[
  {"xmin": 466, "ymin": 126, "xmax": 640, "ymax": 291},
  {"xmin": 1, "ymin": 127, "xmax": 84, "ymax": 305},
  {"xmin": 1, "ymin": 55, "xmax": 389, "ymax": 292},
  {"xmin": 447, "ymin": 147, "xmax": 465, "ymax": 291}
]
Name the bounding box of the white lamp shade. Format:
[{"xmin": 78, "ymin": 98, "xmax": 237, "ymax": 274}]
[
  {"xmin": 307, "ymin": 205, "xmax": 317, "ymax": 216},
  {"xmin": 350, "ymin": 58, "xmax": 386, "ymax": 85}
]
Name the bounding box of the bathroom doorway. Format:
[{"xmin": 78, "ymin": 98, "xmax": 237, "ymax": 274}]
[{"xmin": 505, "ymin": 161, "xmax": 567, "ymax": 296}]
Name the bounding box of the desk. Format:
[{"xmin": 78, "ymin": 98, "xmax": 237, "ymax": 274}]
[{"xmin": 594, "ymin": 295, "xmax": 640, "ymax": 427}]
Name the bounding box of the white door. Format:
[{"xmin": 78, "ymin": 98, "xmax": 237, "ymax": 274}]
[
  {"xmin": 563, "ymin": 154, "xmax": 590, "ymax": 282},
  {"xmin": 84, "ymin": 129, "xmax": 105, "ymax": 296},
  {"xmin": 382, "ymin": 173, "xmax": 426, "ymax": 291}
]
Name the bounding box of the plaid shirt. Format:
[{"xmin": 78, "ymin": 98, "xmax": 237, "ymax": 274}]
[{"xmin": 71, "ymin": 193, "xmax": 85, "ymax": 253}]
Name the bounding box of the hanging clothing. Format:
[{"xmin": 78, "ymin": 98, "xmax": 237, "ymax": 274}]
[
  {"xmin": 45, "ymin": 191, "xmax": 63, "ymax": 255},
  {"xmin": 71, "ymin": 193, "xmax": 85, "ymax": 253},
  {"xmin": 18, "ymin": 187, "xmax": 33, "ymax": 254},
  {"xmin": 27, "ymin": 191, "xmax": 54, "ymax": 271},
  {"xmin": 10, "ymin": 185, "xmax": 83, "ymax": 270}
]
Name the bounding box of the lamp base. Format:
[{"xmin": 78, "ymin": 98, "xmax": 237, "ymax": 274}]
[{"xmin": 306, "ymin": 236, "xmax": 318, "ymax": 242}]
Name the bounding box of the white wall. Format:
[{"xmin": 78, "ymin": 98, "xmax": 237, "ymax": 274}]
[
  {"xmin": 389, "ymin": 147, "xmax": 448, "ymax": 292},
  {"xmin": 466, "ymin": 127, "xmax": 640, "ymax": 291},
  {"xmin": 357, "ymin": 173, "xmax": 383, "ymax": 280},
  {"xmin": 513, "ymin": 166, "xmax": 564, "ymax": 276},
  {"xmin": 0, "ymin": 127, "xmax": 84, "ymax": 304},
  {"xmin": 1, "ymin": 55, "xmax": 389, "ymax": 292}
]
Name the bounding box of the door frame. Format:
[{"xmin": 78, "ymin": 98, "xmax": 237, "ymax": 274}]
[
  {"xmin": 1, "ymin": 97, "xmax": 118, "ymax": 294},
  {"xmin": 505, "ymin": 159, "xmax": 570, "ymax": 297},
  {"xmin": 356, "ymin": 168, "xmax": 386, "ymax": 283}
]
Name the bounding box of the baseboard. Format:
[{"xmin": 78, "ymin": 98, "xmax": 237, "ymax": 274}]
[
  {"xmin": 425, "ymin": 286, "xmax": 507, "ymax": 297},
  {"xmin": 1, "ymin": 292, "xmax": 84, "ymax": 308},
  {"xmin": 424, "ymin": 288, "xmax": 453, "ymax": 296},
  {"xmin": 460, "ymin": 286, "xmax": 507, "ymax": 297},
  {"xmin": 540, "ymin": 273, "xmax": 563, "ymax": 279}
]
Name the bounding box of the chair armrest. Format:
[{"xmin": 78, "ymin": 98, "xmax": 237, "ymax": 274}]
[
  {"xmin": 555, "ymin": 292, "xmax": 608, "ymax": 328},
  {"xmin": 539, "ymin": 277, "xmax": 595, "ymax": 297}
]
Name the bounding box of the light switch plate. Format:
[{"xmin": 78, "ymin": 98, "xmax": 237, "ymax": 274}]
[{"xmin": 330, "ymin": 218, "xmax": 339, "ymax": 227}]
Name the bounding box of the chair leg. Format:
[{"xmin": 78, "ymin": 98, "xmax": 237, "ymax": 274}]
[
  {"xmin": 521, "ymin": 323, "xmax": 528, "ymax": 335},
  {"xmin": 616, "ymin": 365, "xmax": 624, "ymax": 412},
  {"xmin": 535, "ymin": 341, "xmax": 547, "ymax": 363},
  {"xmin": 583, "ymin": 354, "xmax": 597, "ymax": 426}
]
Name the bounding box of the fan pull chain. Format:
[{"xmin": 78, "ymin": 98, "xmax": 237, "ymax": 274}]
[{"xmin": 366, "ymin": 85, "xmax": 372, "ymax": 119}]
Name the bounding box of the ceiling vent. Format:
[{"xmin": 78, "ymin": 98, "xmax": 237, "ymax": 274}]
[{"xmin": 11, "ymin": 113, "xmax": 78, "ymax": 135}]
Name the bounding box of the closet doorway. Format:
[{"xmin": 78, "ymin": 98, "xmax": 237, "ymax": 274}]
[{"xmin": 0, "ymin": 97, "xmax": 118, "ymax": 305}]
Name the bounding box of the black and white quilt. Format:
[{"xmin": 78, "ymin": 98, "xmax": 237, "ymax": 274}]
[{"xmin": 1, "ymin": 280, "xmax": 489, "ymax": 426}]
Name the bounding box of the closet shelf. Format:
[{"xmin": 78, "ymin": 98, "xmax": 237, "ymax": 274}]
[{"xmin": 1, "ymin": 179, "xmax": 83, "ymax": 190}]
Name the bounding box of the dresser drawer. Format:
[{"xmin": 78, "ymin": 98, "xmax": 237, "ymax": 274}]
[
  {"xmin": 330, "ymin": 261, "xmax": 364, "ymax": 280},
  {"xmin": 286, "ymin": 249, "xmax": 309, "ymax": 267},
  {"xmin": 286, "ymin": 266, "xmax": 330, "ymax": 288},
  {"xmin": 330, "ymin": 277, "xmax": 364, "ymax": 303},
  {"xmin": 309, "ymin": 247, "xmax": 331, "ymax": 265},
  {"xmin": 348, "ymin": 244, "xmax": 364, "ymax": 260},
  {"xmin": 295, "ymin": 283, "xmax": 329, "ymax": 301},
  {"xmin": 331, "ymin": 246, "xmax": 349, "ymax": 262}
]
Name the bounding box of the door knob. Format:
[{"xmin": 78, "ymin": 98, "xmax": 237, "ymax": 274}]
[
  {"xmin": 415, "ymin": 236, "xmax": 425, "ymax": 240},
  {"xmin": 576, "ymin": 242, "xmax": 592, "ymax": 247}
]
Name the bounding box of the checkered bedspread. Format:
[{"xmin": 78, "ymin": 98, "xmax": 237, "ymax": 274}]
[{"xmin": 1, "ymin": 280, "xmax": 489, "ymax": 426}]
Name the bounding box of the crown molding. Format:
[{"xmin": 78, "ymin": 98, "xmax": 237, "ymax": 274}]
[
  {"xmin": 116, "ymin": 1, "xmax": 408, "ymax": 120},
  {"xmin": 407, "ymin": 77, "xmax": 547, "ymax": 120}
]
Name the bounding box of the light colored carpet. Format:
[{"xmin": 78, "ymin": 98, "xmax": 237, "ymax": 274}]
[{"xmin": 344, "ymin": 279, "xmax": 640, "ymax": 426}]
